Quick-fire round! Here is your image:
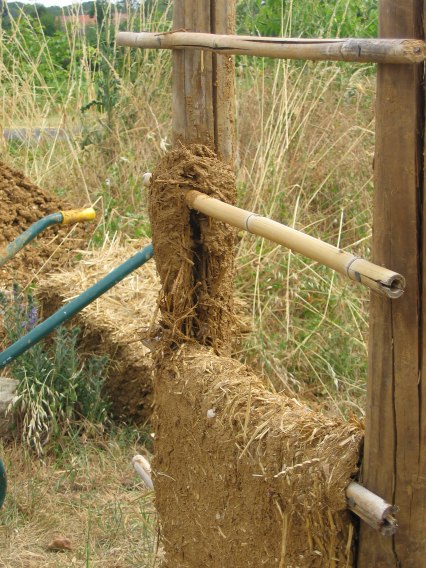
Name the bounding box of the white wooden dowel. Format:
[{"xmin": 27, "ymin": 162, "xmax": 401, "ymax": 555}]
[
  {"xmin": 346, "ymin": 482, "xmax": 398, "ymax": 536},
  {"xmin": 132, "ymin": 455, "xmax": 154, "ymax": 490}
]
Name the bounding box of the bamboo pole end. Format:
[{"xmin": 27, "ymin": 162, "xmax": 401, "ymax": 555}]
[
  {"xmin": 402, "ymin": 39, "xmax": 426, "ymax": 63},
  {"xmin": 382, "ymin": 274, "xmax": 406, "ymax": 299},
  {"xmin": 346, "ymin": 258, "xmax": 405, "ymax": 299}
]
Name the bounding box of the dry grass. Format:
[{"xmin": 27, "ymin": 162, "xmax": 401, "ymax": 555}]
[
  {"xmin": 0, "ymin": 431, "xmax": 160, "ymax": 567},
  {"xmin": 38, "ymin": 236, "xmax": 160, "ymax": 350},
  {"xmin": 0, "ymin": 0, "xmax": 172, "ymax": 209},
  {"xmin": 234, "ymin": 59, "xmax": 374, "ymax": 415}
]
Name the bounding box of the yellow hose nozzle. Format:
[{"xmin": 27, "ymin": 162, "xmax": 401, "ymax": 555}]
[{"xmin": 60, "ymin": 208, "xmax": 96, "ymax": 225}]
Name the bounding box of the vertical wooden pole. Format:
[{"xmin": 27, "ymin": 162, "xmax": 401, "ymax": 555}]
[
  {"xmin": 212, "ymin": 0, "xmax": 236, "ymax": 164},
  {"xmin": 172, "ymin": 0, "xmax": 235, "ymax": 165},
  {"xmin": 358, "ymin": 1, "xmax": 425, "ymax": 566}
]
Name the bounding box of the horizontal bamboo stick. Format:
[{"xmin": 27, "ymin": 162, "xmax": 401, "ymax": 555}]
[
  {"xmin": 184, "ymin": 190, "xmax": 405, "ymax": 298},
  {"xmin": 346, "ymin": 482, "xmax": 398, "ymax": 536},
  {"xmin": 117, "ymin": 31, "xmax": 426, "ymax": 64}
]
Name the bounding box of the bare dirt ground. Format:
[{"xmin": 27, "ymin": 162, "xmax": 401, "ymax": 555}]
[{"xmin": 0, "ymin": 432, "xmax": 160, "ymax": 567}]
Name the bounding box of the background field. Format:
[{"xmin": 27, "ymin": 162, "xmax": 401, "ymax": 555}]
[{"xmin": 0, "ymin": 0, "xmax": 376, "ymax": 564}]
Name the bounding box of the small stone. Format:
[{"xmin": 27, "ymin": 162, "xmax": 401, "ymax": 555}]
[
  {"xmin": 47, "ymin": 536, "xmax": 72, "ymax": 551},
  {"xmin": 0, "ymin": 377, "xmax": 18, "ymax": 437}
]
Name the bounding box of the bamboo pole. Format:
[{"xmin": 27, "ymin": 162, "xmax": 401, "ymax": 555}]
[
  {"xmin": 184, "ymin": 189, "xmax": 404, "ymax": 298},
  {"xmin": 142, "ymin": 174, "xmax": 404, "ymax": 298},
  {"xmin": 346, "ymin": 482, "xmax": 398, "ymax": 536},
  {"xmin": 117, "ymin": 32, "xmax": 426, "ymax": 64}
]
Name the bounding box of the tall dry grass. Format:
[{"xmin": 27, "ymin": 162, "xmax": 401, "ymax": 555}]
[
  {"xmin": 0, "ymin": 1, "xmax": 375, "ymax": 415},
  {"xmin": 235, "ymin": 59, "xmax": 374, "ymax": 416},
  {"xmin": 0, "ymin": 0, "xmax": 172, "ymax": 213}
]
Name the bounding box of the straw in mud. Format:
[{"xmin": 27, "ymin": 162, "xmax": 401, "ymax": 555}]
[
  {"xmin": 153, "ymin": 344, "xmax": 363, "ymax": 568},
  {"xmin": 148, "ymin": 144, "xmax": 237, "ymax": 356}
]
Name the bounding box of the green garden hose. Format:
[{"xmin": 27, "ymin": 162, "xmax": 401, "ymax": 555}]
[
  {"xmin": 0, "ymin": 208, "xmax": 96, "ymax": 268},
  {"xmin": 0, "ymin": 243, "xmax": 154, "ymax": 369}
]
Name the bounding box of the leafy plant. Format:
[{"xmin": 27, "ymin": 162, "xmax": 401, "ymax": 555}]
[
  {"xmin": 0, "ymin": 284, "xmax": 110, "ymax": 455},
  {"xmin": 237, "ymin": 0, "xmax": 378, "ymax": 38}
]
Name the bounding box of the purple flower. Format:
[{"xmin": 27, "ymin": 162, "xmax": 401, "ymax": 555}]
[
  {"xmin": 26, "ymin": 305, "xmax": 39, "ymax": 330},
  {"xmin": 20, "ymin": 304, "xmax": 39, "ymax": 331}
]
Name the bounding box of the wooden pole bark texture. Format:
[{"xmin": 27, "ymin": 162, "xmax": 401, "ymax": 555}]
[
  {"xmin": 117, "ymin": 32, "xmax": 426, "ymax": 65},
  {"xmin": 172, "ymin": 0, "xmax": 235, "ymax": 164},
  {"xmin": 358, "ymin": 1, "xmax": 425, "ymax": 566}
]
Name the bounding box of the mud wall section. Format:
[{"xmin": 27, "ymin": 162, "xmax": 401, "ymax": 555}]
[{"xmin": 149, "ymin": 146, "xmax": 363, "ymax": 567}]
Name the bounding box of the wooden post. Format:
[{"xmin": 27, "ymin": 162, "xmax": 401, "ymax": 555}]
[
  {"xmin": 358, "ymin": 1, "xmax": 425, "ymax": 566},
  {"xmin": 172, "ymin": 0, "xmax": 235, "ymax": 164}
]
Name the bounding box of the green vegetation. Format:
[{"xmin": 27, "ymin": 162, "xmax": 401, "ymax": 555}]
[
  {"xmin": 237, "ymin": 0, "xmax": 377, "ymax": 37},
  {"xmin": 0, "ymin": 285, "xmax": 110, "ymax": 455}
]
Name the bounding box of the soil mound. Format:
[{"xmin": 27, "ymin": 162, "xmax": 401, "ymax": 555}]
[{"xmin": 0, "ymin": 160, "xmax": 93, "ymax": 286}]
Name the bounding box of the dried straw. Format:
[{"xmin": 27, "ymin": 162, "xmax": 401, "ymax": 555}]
[{"xmin": 37, "ymin": 237, "xmax": 160, "ymax": 422}]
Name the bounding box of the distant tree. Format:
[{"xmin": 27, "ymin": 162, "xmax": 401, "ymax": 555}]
[
  {"xmin": 237, "ymin": 0, "xmax": 378, "ymax": 38},
  {"xmin": 1, "ymin": 0, "xmax": 11, "ymax": 29},
  {"xmin": 23, "ymin": 3, "xmax": 45, "ymax": 19},
  {"xmin": 18, "ymin": 3, "xmax": 59, "ymax": 36},
  {"xmin": 39, "ymin": 11, "xmax": 58, "ymax": 36},
  {"xmin": 89, "ymin": 0, "xmax": 107, "ymax": 26}
]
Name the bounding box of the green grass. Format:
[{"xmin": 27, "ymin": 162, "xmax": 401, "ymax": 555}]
[{"xmin": 0, "ymin": 286, "xmax": 110, "ymax": 455}]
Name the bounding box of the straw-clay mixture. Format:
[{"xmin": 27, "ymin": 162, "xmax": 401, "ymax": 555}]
[
  {"xmin": 154, "ymin": 345, "xmax": 362, "ymax": 567},
  {"xmin": 149, "ymin": 145, "xmax": 363, "ymax": 567},
  {"xmin": 149, "ymin": 144, "xmax": 237, "ymax": 356}
]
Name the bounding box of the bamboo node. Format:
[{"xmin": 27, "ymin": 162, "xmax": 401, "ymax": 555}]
[
  {"xmin": 245, "ymin": 213, "xmax": 260, "ymax": 233},
  {"xmin": 345, "ymin": 256, "xmax": 361, "ymax": 279}
]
